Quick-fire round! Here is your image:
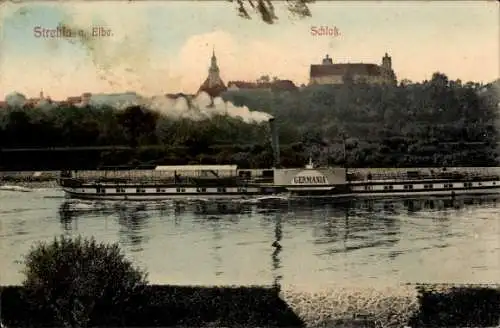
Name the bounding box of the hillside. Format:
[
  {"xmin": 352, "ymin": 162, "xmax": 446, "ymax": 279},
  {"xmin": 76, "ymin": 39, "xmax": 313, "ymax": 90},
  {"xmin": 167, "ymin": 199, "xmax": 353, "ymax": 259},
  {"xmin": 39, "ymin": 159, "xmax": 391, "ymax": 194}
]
[{"xmin": 0, "ymin": 72, "xmax": 498, "ymax": 169}]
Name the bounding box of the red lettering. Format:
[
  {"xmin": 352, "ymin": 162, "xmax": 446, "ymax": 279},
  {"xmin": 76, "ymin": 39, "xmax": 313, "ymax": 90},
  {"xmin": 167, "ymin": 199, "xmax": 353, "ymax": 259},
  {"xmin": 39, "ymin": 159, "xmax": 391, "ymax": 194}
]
[{"xmin": 310, "ymin": 26, "xmax": 340, "ymax": 37}]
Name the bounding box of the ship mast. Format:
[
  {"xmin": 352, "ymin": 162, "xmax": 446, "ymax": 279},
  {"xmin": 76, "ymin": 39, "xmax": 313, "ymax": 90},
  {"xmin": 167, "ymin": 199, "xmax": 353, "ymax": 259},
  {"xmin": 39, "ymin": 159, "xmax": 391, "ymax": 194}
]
[{"xmin": 305, "ymin": 155, "xmax": 314, "ymax": 169}]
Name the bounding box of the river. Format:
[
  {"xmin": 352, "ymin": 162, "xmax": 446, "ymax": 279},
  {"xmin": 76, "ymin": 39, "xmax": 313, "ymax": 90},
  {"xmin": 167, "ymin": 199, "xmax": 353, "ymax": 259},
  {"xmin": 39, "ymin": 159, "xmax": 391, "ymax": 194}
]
[{"xmin": 0, "ymin": 185, "xmax": 499, "ymax": 290}]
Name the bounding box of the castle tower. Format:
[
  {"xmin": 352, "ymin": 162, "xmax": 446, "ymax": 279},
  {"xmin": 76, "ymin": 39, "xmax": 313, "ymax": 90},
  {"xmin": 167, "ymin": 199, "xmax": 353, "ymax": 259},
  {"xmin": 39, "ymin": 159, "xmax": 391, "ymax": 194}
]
[
  {"xmin": 198, "ymin": 48, "xmax": 227, "ymax": 98},
  {"xmin": 382, "ymin": 52, "xmax": 392, "ymax": 70},
  {"xmin": 322, "ymin": 54, "xmax": 333, "ymax": 65},
  {"xmin": 381, "ymin": 52, "xmax": 397, "ymax": 85}
]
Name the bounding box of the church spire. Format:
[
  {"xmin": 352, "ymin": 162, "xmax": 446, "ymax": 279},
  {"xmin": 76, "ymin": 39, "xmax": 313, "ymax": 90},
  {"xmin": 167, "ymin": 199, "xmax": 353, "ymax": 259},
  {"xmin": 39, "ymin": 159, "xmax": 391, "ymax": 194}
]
[
  {"xmin": 198, "ymin": 46, "xmax": 227, "ymax": 98},
  {"xmin": 210, "ymin": 47, "xmax": 219, "ymax": 73}
]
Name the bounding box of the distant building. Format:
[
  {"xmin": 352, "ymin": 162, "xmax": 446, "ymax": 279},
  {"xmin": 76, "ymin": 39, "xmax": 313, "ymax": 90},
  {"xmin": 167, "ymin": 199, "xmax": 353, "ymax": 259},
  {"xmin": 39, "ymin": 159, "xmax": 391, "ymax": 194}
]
[
  {"xmin": 198, "ymin": 49, "xmax": 227, "ymax": 98},
  {"xmin": 61, "ymin": 96, "xmax": 82, "ymax": 106},
  {"xmin": 227, "ymin": 80, "xmax": 297, "ymax": 92},
  {"xmin": 81, "ymin": 92, "xmax": 91, "ymax": 106},
  {"xmin": 309, "ymin": 53, "xmax": 397, "ymax": 86},
  {"xmin": 56, "ymin": 92, "xmax": 91, "ymax": 106},
  {"xmin": 24, "ymin": 90, "xmax": 53, "ymax": 108}
]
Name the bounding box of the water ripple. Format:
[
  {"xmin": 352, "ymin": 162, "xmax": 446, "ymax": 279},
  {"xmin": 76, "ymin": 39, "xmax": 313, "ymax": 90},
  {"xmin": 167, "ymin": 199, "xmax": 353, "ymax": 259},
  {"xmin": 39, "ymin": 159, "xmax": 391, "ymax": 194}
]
[{"xmin": 0, "ymin": 192, "xmax": 499, "ymax": 286}]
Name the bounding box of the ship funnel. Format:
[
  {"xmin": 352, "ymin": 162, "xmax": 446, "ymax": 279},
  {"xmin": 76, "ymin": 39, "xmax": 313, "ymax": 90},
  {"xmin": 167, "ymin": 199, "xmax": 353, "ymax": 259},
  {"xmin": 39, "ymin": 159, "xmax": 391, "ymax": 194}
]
[{"xmin": 268, "ymin": 118, "xmax": 280, "ymax": 168}]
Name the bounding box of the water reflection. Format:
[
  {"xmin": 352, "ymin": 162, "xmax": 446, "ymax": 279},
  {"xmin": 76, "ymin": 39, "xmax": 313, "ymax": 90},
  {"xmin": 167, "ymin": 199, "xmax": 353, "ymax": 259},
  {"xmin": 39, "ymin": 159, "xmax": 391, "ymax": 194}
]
[
  {"xmin": 192, "ymin": 217, "xmax": 225, "ymax": 276},
  {"xmin": 352, "ymin": 196, "xmax": 498, "ymax": 213},
  {"xmin": 56, "ymin": 195, "xmax": 498, "ymax": 285},
  {"xmin": 116, "ymin": 204, "xmax": 149, "ymax": 252},
  {"xmin": 59, "ymin": 201, "xmax": 151, "ymax": 252},
  {"xmin": 58, "ymin": 196, "xmax": 498, "ymax": 235},
  {"xmin": 194, "ymin": 201, "xmax": 252, "ymax": 215},
  {"xmin": 272, "ymin": 212, "xmax": 283, "ymax": 291}
]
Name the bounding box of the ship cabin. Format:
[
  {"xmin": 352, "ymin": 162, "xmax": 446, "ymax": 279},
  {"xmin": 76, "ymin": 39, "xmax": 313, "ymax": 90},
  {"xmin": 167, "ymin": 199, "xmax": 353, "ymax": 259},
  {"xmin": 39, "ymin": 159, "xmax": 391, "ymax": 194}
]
[
  {"xmin": 60, "ymin": 164, "xmax": 277, "ymax": 189},
  {"xmin": 59, "ymin": 164, "xmax": 274, "ymax": 198},
  {"xmin": 154, "ymin": 164, "xmax": 240, "ymax": 186},
  {"xmin": 347, "ymin": 167, "xmax": 500, "ymax": 195},
  {"xmin": 62, "ymin": 165, "xmax": 240, "ymax": 184},
  {"xmin": 236, "ymin": 168, "xmax": 275, "ymax": 184}
]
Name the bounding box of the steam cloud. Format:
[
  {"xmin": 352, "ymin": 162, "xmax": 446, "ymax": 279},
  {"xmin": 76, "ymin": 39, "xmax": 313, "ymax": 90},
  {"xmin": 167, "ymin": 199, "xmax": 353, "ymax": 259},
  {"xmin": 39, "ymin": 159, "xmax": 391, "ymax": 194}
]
[
  {"xmin": 87, "ymin": 91, "xmax": 273, "ymax": 123},
  {"xmin": 4, "ymin": 91, "xmax": 273, "ymax": 124},
  {"xmin": 1, "ymin": 4, "xmax": 273, "ymax": 124}
]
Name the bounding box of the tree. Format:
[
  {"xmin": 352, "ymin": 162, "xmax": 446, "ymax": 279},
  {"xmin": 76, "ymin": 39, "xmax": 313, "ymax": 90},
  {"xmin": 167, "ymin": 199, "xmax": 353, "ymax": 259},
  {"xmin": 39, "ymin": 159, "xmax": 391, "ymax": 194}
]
[
  {"xmin": 0, "ymin": 74, "xmax": 498, "ymax": 169},
  {"xmin": 118, "ymin": 106, "xmax": 159, "ymax": 147},
  {"xmin": 3, "ymin": 110, "xmax": 32, "ymax": 147},
  {"xmin": 257, "ymin": 75, "xmax": 270, "ymax": 83},
  {"xmin": 21, "ymin": 235, "xmax": 148, "ymax": 327},
  {"xmin": 400, "ymin": 79, "xmax": 413, "ymax": 87},
  {"xmin": 230, "ymin": 0, "xmax": 314, "ymax": 24}
]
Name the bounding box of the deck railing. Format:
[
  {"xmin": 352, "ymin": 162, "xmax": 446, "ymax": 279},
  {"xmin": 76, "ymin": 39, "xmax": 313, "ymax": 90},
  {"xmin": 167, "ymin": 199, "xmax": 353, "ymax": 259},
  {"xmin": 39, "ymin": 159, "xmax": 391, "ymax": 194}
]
[
  {"xmin": 65, "ymin": 167, "xmax": 500, "ymax": 185},
  {"xmin": 348, "ymin": 168, "xmax": 500, "ymax": 182},
  {"xmin": 71, "ymin": 169, "xmax": 238, "ymax": 181},
  {"xmin": 65, "ymin": 173, "xmax": 273, "ymax": 186}
]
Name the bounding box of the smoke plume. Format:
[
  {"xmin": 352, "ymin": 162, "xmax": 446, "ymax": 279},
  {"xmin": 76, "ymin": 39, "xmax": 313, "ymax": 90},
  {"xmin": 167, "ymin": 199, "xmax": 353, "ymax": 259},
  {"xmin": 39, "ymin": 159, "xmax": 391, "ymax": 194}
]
[
  {"xmin": 86, "ymin": 91, "xmax": 273, "ymax": 123},
  {"xmin": 4, "ymin": 90, "xmax": 272, "ymax": 123}
]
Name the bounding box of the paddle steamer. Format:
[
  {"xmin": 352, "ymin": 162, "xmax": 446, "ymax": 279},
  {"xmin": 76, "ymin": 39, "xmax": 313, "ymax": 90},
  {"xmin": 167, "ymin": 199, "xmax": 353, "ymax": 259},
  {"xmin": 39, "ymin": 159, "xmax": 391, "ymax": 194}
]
[{"xmin": 58, "ymin": 118, "xmax": 500, "ymax": 201}]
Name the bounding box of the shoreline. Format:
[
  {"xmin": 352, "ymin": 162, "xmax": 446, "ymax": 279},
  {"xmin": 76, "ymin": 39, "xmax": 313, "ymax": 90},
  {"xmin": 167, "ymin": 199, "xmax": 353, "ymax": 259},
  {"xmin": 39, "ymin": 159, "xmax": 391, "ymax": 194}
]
[
  {"xmin": 1, "ymin": 284, "xmax": 499, "ymax": 327},
  {"xmin": 0, "ymin": 180, "xmax": 58, "ymax": 189}
]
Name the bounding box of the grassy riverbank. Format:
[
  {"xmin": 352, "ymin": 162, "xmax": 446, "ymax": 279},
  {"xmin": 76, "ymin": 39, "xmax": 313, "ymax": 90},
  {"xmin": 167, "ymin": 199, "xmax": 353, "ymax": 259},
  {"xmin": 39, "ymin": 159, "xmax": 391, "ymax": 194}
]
[{"xmin": 1, "ymin": 284, "xmax": 499, "ymax": 327}]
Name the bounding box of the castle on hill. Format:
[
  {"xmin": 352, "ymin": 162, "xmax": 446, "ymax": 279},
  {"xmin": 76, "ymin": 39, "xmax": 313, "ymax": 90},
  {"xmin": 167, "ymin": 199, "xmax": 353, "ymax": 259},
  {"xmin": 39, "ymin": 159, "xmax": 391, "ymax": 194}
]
[
  {"xmin": 309, "ymin": 53, "xmax": 397, "ymax": 86},
  {"xmin": 195, "ymin": 51, "xmax": 397, "ymax": 97},
  {"xmin": 1, "ymin": 51, "xmax": 400, "ymax": 108}
]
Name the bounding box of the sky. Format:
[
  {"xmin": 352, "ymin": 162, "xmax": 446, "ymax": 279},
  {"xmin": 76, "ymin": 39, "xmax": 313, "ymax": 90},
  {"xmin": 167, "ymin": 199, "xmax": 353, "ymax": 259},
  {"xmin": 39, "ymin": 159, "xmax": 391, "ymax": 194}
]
[{"xmin": 0, "ymin": 0, "xmax": 498, "ymax": 100}]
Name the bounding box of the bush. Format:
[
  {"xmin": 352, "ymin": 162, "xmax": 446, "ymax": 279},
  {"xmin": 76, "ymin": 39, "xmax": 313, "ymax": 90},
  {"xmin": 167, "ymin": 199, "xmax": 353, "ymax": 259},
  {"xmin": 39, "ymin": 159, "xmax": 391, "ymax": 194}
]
[
  {"xmin": 1, "ymin": 284, "xmax": 306, "ymax": 327},
  {"xmin": 408, "ymin": 286, "xmax": 500, "ymax": 326},
  {"xmin": 20, "ymin": 235, "xmax": 148, "ymax": 327}
]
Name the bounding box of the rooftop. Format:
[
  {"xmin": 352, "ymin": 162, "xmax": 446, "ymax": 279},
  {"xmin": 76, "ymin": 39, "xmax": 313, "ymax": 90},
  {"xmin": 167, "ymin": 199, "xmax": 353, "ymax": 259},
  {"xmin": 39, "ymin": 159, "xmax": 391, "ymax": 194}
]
[
  {"xmin": 228, "ymin": 80, "xmax": 297, "ymax": 91},
  {"xmin": 154, "ymin": 164, "xmax": 238, "ymax": 171},
  {"xmin": 310, "ymin": 63, "xmax": 385, "ymax": 78}
]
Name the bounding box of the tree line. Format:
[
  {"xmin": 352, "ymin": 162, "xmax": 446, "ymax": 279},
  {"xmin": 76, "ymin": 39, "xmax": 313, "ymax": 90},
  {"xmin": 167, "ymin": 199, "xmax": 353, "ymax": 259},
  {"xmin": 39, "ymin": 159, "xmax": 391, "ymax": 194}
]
[
  {"xmin": 222, "ymin": 73, "xmax": 499, "ymax": 167},
  {"xmin": 0, "ymin": 72, "xmax": 498, "ymax": 170}
]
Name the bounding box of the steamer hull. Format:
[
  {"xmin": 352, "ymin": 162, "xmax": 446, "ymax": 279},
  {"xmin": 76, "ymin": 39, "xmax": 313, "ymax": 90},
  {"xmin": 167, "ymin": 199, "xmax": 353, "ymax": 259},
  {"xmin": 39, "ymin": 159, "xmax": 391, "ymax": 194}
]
[
  {"xmin": 61, "ymin": 186, "xmax": 274, "ymax": 201},
  {"xmin": 351, "ymin": 188, "xmax": 500, "ymax": 199},
  {"xmin": 349, "ymin": 178, "xmax": 500, "ymax": 199},
  {"xmin": 59, "ymin": 166, "xmax": 500, "ymax": 202}
]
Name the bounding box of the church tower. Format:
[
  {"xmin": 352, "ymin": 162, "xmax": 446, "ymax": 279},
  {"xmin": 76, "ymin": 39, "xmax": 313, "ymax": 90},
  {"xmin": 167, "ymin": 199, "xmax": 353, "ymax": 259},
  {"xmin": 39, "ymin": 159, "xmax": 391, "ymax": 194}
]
[{"xmin": 198, "ymin": 48, "xmax": 227, "ymax": 98}]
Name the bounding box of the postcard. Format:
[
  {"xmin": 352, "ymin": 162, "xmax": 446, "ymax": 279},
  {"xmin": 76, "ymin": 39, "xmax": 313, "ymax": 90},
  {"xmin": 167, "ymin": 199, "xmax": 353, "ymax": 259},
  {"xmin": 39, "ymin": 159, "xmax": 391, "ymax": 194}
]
[{"xmin": 0, "ymin": 1, "xmax": 499, "ymax": 327}]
